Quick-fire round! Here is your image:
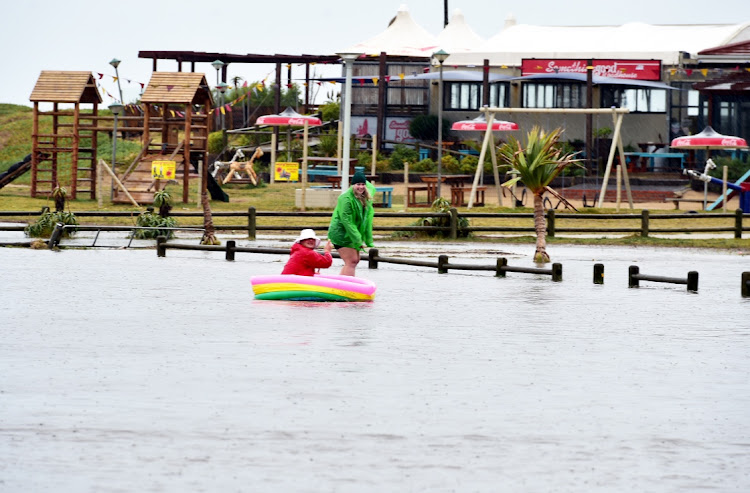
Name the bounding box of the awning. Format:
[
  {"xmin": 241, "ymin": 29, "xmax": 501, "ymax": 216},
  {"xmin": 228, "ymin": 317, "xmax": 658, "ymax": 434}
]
[{"xmin": 511, "ymin": 73, "xmax": 678, "ymax": 90}]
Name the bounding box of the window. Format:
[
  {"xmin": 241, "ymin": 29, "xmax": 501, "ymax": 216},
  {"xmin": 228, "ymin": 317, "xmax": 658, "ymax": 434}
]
[
  {"xmin": 601, "ymin": 87, "xmax": 666, "ymax": 113},
  {"xmin": 522, "ymin": 82, "xmax": 585, "ymax": 108},
  {"xmin": 444, "ymin": 82, "xmax": 510, "ymax": 110}
]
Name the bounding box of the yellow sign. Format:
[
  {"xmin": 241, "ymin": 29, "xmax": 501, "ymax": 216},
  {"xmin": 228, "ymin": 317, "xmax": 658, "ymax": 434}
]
[
  {"xmin": 152, "ymin": 160, "xmax": 176, "ymax": 180},
  {"xmin": 274, "ymin": 162, "xmax": 299, "ymax": 182}
]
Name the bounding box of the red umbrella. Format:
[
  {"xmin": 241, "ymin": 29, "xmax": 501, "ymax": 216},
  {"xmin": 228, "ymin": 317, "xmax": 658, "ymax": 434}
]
[
  {"xmin": 671, "ymin": 126, "xmax": 748, "ymax": 209},
  {"xmin": 451, "ymin": 115, "xmax": 518, "ymax": 132},
  {"xmin": 670, "ymin": 126, "xmax": 748, "ymax": 149},
  {"xmin": 257, "ymin": 107, "xmax": 322, "ymax": 211},
  {"xmin": 256, "ymin": 107, "xmax": 322, "ymax": 127}
]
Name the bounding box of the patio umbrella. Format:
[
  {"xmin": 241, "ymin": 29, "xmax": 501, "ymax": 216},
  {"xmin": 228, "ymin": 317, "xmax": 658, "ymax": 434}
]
[
  {"xmin": 452, "ymin": 114, "xmax": 518, "ymax": 206},
  {"xmin": 671, "ymin": 126, "xmax": 748, "ymax": 208},
  {"xmin": 256, "ymin": 107, "xmax": 322, "ymax": 211}
]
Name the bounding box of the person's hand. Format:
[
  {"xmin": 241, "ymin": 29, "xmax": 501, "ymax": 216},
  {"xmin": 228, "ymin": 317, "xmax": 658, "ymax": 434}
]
[{"xmin": 324, "ymin": 240, "xmax": 332, "ymax": 254}]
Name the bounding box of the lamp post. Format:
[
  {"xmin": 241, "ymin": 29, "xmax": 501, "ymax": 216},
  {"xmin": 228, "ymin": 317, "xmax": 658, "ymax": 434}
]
[
  {"xmin": 109, "ymin": 58, "xmax": 124, "ymax": 103},
  {"xmin": 336, "ymin": 52, "xmax": 361, "ymax": 190},
  {"xmin": 217, "ymin": 82, "xmax": 229, "ymax": 157},
  {"xmin": 433, "ymin": 49, "xmax": 449, "ymax": 198},
  {"xmin": 108, "ymin": 102, "xmax": 124, "ymax": 200},
  {"xmin": 211, "ymin": 60, "xmax": 224, "ymax": 134}
]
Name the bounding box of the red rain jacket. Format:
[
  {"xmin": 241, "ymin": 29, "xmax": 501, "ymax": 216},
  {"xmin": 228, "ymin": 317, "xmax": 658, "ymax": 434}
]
[{"xmin": 281, "ymin": 243, "xmax": 333, "ymax": 276}]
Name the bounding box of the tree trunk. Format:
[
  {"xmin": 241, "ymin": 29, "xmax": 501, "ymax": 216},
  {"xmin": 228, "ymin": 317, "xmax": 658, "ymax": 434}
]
[
  {"xmin": 533, "ymin": 193, "xmax": 550, "ymax": 263},
  {"xmin": 200, "ymin": 189, "xmax": 219, "ymax": 245}
]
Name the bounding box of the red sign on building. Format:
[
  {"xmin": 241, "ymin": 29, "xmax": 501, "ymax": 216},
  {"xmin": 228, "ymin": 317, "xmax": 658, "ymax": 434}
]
[{"xmin": 521, "ymin": 59, "xmax": 662, "ymax": 81}]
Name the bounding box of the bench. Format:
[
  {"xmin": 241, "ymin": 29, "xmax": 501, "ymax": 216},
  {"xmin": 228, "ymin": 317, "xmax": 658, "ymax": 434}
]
[
  {"xmin": 450, "ymin": 186, "xmax": 486, "ymax": 207},
  {"xmin": 407, "ymin": 185, "xmax": 431, "ymax": 207},
  {"xmin": 667, "ymin": 197, "xmax": 706, "ymax": 210},
  {"xmin": 373, "ymin": 186, "xmax": 393, "ymax": 208}
]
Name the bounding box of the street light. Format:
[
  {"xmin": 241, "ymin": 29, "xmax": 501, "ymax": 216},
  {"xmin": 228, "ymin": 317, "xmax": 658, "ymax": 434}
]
[
  {"xmin": 336, "ymin": 52, "xmax": 361, "ymax": 190},
  {"xmin": 433, "ymin": 49, "xmax": 449, "ymax": 198},
  {"xmin": 211, "ymin": 59, "xmax": 224, "ymax": 86},
  {"xmin": 108, "ymin": 102, "xmax": 124, "ymax": 200},
  {"xmin": 109, "ymin": 58, "xmax": 124, "ymax": 103},
  {"xmin": 217, "ymin": 82, "xmax": 229, "ymax": 156}
]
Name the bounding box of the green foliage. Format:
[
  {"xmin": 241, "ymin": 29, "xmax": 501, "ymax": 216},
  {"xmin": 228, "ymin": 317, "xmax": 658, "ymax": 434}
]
[
  {"xmin": 408, "ymin": 115, "xmax": 451, "ymax": 142},
  {"xmin": 319, "ymin": 100, "xmax": 340, "ymax": 122},
  {"xmin": 441, "ymin": 154, "xmax": 460, "ymax": 174},
  {"xmin": 594, "ymin": 127, "xmax": 613, "ymax": 139},
  {"xmin": 134, "ymin": 210, "xmax": 177, "ymax": 239},
  {"xmin": 389, "ymin": 144, "xmax": 419, "ymax": 170},
  {"xmin": 208, "ymin": 131, "xmax": 224, "ymax": 154},
  {"xmin": 459, "ymin": 155, "xmax": 478, "ymax": 174},
  {"xmin": 412, "ymin": 158, "xmax": 436, "ymax": 172},
  {"xmin": 710, "ymin": 156, "xmax": 750, "ymax": 182},
  {"xmin": 317, "ymin": 130, "xmax": 339, "ymax": 157},
  {"xmin": 25, "ymin": 210, "xmax": 78, "ymax": 238},
  {"xmin": 420, "ymin": 197, "xmax": 470, "ymax": 238}
]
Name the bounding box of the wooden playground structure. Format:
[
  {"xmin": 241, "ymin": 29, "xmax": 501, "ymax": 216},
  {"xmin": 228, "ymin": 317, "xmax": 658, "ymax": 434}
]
[{"xmin": 28, "ymin": 71, "xmax": 214, "ymax": 204}]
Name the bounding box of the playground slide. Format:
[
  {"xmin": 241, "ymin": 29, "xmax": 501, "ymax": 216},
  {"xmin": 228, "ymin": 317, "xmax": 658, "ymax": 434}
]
[
  {"xmin": 192, "ymin": 160, "xmax": 229, "ymax": 202},
  {"xmin": 706, "ymin": 169, "xmax": 750, "ymax": 211},
  {"xmin": 0, "ymin": 154, "xmax": 32, "ymax": 189}
]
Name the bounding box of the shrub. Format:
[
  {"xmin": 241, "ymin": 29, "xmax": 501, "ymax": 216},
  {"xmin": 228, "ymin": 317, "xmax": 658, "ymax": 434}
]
[
  {"xmin": 412, "ymin": 158, "xmax": 436, "ymax": 172},
  {"xmin": 710, "ymin": 156, "xmax": 750, "ymax": 182},
  {"xmin": 459, "ymin": 155, "xmax": 478, "ymax": 175},
  {"xmin": 25, "ymin": 210, "xmax": 78, "ymax": 238},
  {"xmin": 389, "ymin": 144, "xmax": 419, "ymax": 170},
  {"xmin": 319, "ymin": 100, "xmax": 340, "ymax": 122},
  {"xmin": 134, "ymin": 210, "xmax": 177, "ymax": 239},
  {"xmin": 208, "ymin": 131, "xmax": 224, "ymax": 154},
  {"xmin": 317, "ymin": 130, "xmax": 338, "ymax": 157},
  {"xmin": 441, "ymin": 154, "xmax": 460, "ymax": 174},
  {"xmin": 420, "ymin": 197, "xmax": 470, "ymax": 238}
]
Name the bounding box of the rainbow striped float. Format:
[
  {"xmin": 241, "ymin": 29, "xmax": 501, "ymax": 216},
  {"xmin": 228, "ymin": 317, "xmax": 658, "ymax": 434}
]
[{"xmin": 251, "ymin": 274, "xmax": 376, "ymax": 302}]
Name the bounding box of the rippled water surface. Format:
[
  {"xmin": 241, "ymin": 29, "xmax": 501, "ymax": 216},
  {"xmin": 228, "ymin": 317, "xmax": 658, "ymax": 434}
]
[{"xmin": 2, "ymin": 242, "xmax": 749, "ymax": 492}]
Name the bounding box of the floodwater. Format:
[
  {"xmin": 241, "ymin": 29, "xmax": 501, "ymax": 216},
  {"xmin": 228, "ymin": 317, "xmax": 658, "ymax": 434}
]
[{"xmin": 1, "ymin": 238, "xmax": 749, "ymax": 492}]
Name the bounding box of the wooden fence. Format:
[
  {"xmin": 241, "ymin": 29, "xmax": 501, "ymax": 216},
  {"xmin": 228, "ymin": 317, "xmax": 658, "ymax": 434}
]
[{"xmin": 0, "ymin": 207, "xmax": 748, "ymax": 240}]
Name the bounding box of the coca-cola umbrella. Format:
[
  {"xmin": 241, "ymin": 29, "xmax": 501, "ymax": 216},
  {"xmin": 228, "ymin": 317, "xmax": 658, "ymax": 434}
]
[
  {"xmin": 452, "ymin": 114, "xmax": 519, "ymax": 206},
  {"xmin": 256, "ymin": 107, "xmax": 322, "ymax": 211},
  {"xmin": 671, "ymin": 126, "xmax": 748, "ymax": 208}
]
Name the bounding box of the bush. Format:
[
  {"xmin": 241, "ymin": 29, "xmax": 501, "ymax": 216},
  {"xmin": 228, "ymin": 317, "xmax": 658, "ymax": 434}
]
[
  {"xmin": 317, "ymin": 130, "xmax": 338, "ymax": 157},
  {"xmin": 710, "ymin": 156, "xmax": 750, "ymax": 182},
  {"xmin": 134, "ymin": 210, "xmax": 177, "ymax": 239},
  {"xmin": 441, "ymin": 154, "xmax": 460, "ymax": 174},
  {"xmin": 319, "ymin": 100, "xmax": 340, "ymax": 122},
  {"xmin": 389, "ymin": 144, "xmax": 419, "ymax": 170},
  {"xmin": 459, "ymin": 155, "xmax": 478, "ymax": 175},
  {"xmin": 208, "ymin": 131, "xmax": 224, "ymax": 154},
  {"xmin": 420, "ymin": 197, "xmax": 470, "ymax": 238},
  {"xmin": 25, "ymin": 210, "xmax": 78, "ymax": 238},
  {"xmin": 412, "ymin": 158, "xmax": 436, "ymax": 172}
]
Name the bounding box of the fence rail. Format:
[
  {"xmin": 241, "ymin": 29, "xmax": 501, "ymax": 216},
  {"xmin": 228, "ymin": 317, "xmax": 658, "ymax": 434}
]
[{"xmin": 1, "ymin": 208, "xmax": 747, "ymax": 240}]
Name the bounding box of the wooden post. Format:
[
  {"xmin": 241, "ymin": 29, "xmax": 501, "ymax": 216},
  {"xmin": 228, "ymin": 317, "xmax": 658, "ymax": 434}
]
[
  {"xmin": 735, "ymin": 209, "xmax": 743, "ymax": 239},
  {"xmin": 437, "ymin": 254, "xmax": 449, "ymax": 274},
  {"xmin": 368, "ymin": 248, "xmax": 379, "ymax": 269},
  {"xmin": 593, "ymin": 263, "xmax": 604, "ymax": 284},
  {"xmin": 301, "ymin": 120, "xmax": 309, "ymax": 212},
  {"xmin": 687, "ymin": 271, "xmax": 699, "ymax": 293},
  {"xmin": 641, "ymin": 210, "xmax": 650, "ymax": 238},
  {"xmin": 156, "ymin": 235, "xmax": 167, "ymax": 257},
  {"xmin": 225, "ymin": 240, "xmax": 236, "ymax": 261},
  {"xmin": 48, "ymin": 222, "xmax": 64, "ymax": 249},
  {"xmin": 628, "ymin": 265, "xmax": 640, "ymax": 288},
  {"xmin": 742, "ymin": 272, "xmax": 750, "ymax": 298},
  {"xmin": 450, "ymin": 208, "xmax": 458, "ymax": 240},
  {"xmin": 616, "ymin": 164, "xmax": 622, "ymax": 212},
  {"xmin": 403, "ymin": 162, "xmax": 409, "ymax": 211},
  {"xmin": 551, "ymin": 263, "xmax": 563, "ymax": 282},
  {"xmin": 496, "ymin": 257, "xmax": 507, "ymax": 277},
  {"xmin": 270, "ymin": 132, "xmax": 277, "ymax": 184},
  {"xmin": 722, "ymin": 165, "xmax": 728, "ymax": 212},
  {"xmin": 97, "ymin": 159, "xmax": 103, "ymax": 208},
  {"xmin": 99, "ymin": 159, "xmax": 140, "ymax": 208},
  {"xmin": 547, "ymin": 209, "xmax": 556, "ymax": 237},
  {"xmin": 196, "ymin": 162, "xmax": 202, "ymax": 207},
  {"xmin": 247, "ymin": 207, "xmax": 256, "ymax": 240}
]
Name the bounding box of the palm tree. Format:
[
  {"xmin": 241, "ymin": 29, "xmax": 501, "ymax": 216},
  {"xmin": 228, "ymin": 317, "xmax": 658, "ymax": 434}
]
[{"xmin": 498, "ymin": 126, "xmax": 580, "ymax": 263}]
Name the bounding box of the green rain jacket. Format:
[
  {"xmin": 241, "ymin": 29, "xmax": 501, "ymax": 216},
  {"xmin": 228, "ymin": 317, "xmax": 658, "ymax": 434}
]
[{"xmin": 327, "ymin": 181, "xmax": 376, "ymax": 250}]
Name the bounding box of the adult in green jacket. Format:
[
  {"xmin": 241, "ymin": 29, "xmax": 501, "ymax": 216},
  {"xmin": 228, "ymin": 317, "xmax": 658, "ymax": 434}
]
[{"xmin": 327, "ymin": 171, "xmax": 375, "ymax": 276}]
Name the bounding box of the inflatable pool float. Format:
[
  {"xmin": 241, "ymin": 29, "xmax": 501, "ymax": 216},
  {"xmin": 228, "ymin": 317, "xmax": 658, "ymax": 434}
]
[{"xmin": 251, "ymin": 274, "xmax": 376, "ymax": 302}]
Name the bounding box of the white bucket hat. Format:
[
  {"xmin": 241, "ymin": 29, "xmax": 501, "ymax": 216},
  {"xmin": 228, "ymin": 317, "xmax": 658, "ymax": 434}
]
[{"xmin": 295, "ymin": 228, "xmax": 320, "ymax": 247}]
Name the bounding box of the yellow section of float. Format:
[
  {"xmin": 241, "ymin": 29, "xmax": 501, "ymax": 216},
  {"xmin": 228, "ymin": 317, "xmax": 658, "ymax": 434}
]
[{"xmin": 252, "ymin": 282, "xmax": 375, "ymax": 301}]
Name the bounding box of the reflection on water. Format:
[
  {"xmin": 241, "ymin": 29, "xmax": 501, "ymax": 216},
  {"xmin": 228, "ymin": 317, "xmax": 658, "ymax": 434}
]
[{"xmin": 1, "ymin": 244, "xmax": 749, "ymax": 492}]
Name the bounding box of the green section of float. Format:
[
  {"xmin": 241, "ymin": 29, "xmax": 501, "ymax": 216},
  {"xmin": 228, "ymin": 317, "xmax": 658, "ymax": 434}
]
[{"xmin": 254, "ymin": 290, "xmax": 352, "ymax": 302}]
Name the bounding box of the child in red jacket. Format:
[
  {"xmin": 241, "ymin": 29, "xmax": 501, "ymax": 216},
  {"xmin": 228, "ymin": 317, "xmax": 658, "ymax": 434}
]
[{"xmin": 281, "ymin": 229, "xmax": 333, "ymax": 276}]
